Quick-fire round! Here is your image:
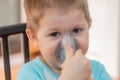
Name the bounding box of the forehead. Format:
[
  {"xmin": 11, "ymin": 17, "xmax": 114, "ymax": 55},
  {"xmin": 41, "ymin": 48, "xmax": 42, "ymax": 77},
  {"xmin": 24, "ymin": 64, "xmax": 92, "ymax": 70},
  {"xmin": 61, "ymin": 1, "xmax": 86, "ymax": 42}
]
[{"xmin": 38, "ymin": 9, "xmax": 87, "ymax": 31}]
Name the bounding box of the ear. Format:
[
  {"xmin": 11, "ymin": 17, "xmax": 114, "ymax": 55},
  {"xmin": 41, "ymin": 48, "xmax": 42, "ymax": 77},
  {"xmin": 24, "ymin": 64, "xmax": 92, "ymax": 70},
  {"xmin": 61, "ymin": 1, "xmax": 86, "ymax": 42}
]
[
  {"xmin": 88, "ymin": 19, "xmax": 92, "ymax": 29},
  {"xmin": 26, "ymin": 29, "xmax": 39, "ymax": 46}
]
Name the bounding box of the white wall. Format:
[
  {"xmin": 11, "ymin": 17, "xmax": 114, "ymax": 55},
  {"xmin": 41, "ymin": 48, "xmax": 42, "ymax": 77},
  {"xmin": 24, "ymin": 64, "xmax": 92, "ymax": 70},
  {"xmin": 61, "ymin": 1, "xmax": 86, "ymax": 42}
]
[
  {"xmin": 21, "ymin": 0, "xmax": 26, "ymax": 23},
  {"xmin": 21, "ymin": 0, "xmax": 120, "ymax": 78},
  {"xmin": 0, "ymin": 0, "xmax": 20, "ymax": 26},
  {"xmin": 87, "ymin": 0, "xmax": 120, "ymax": 78}
]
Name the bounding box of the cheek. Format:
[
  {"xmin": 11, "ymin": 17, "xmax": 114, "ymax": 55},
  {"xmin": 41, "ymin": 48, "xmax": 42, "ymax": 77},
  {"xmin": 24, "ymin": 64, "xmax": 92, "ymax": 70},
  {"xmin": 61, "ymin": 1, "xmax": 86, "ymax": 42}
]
[
  {"xmin": 76, "ymin": 35, "xmax": 89, "ymax": 55},
  {"xmin": 38, "ymin": 39, "xmax": 59, "ymax": 58},
  {"xmin": 39, "ymin": 42, "xmax": 55, "ymax": 55},
  {"xmin": 38, "ymin": 40, "xmax": 61, "ymax": 67}
]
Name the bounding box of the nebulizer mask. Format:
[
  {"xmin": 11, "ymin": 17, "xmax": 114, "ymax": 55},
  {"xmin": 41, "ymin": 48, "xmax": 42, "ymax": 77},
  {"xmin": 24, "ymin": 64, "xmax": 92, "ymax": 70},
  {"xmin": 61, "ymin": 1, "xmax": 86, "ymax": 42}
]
[{"xmin": 55, "ymin": 32, "xmax": 79, "ymax": 63}]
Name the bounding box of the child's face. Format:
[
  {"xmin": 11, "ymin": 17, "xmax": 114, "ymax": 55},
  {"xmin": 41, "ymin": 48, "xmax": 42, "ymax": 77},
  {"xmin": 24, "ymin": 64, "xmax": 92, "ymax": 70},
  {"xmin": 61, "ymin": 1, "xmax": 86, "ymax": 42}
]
[{"xmin": 27, "ymin": 9, "xmax": 91, "ymax": 74}]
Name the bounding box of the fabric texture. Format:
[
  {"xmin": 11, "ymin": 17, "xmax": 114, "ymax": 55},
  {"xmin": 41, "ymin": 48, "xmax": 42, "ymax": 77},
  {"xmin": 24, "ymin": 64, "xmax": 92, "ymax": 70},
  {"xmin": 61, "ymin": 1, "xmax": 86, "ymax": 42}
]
[{"xmin": 17, "ymin": 57, "xmax": 112, "ymax": 80}]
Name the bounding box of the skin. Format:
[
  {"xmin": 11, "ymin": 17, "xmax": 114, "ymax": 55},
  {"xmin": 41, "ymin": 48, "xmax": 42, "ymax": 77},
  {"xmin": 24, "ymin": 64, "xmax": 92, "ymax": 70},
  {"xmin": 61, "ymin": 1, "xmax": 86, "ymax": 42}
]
[{"xmin": 26, "ymin": 9, "xmax": 92, "ymax": 80}]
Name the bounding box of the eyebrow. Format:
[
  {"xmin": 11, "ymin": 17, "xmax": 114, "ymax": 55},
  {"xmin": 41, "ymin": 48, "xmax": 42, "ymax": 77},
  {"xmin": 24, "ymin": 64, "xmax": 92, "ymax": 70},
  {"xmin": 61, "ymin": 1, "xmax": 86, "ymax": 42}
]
[
  {"xmin": 45, "ymin": 23, "xmax": 87, "ymax": 33},
  {"xmin": 70, "ymin": 23, "xmax": 88, "ymax": 31}
]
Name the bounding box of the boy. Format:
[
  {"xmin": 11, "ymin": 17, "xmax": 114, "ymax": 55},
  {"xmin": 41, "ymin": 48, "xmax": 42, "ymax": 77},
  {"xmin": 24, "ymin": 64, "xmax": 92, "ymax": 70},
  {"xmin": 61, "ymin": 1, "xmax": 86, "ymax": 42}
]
[{"xmin": 17, "ymin": 0, "xmax": 112, "ymax": 80}]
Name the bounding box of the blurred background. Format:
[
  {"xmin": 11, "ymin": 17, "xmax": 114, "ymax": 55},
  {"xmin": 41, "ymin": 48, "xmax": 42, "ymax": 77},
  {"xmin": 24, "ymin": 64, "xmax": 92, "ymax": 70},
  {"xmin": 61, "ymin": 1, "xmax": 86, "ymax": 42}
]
[{"xmin": 0, "ymin": 0, "xmax": 120, "ymax": 80}]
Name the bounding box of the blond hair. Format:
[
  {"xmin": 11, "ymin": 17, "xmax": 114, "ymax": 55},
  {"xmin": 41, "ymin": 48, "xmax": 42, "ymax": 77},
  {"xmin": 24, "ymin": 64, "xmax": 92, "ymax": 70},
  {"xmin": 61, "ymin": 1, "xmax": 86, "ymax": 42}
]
[{"xmin": 24, "ymin": 0, "xmax": 90, "ymax": 33}]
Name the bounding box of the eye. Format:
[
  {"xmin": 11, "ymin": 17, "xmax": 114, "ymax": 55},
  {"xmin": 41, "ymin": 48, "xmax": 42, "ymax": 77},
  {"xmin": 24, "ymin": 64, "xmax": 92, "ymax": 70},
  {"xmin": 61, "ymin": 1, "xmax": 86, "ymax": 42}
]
[
  {"xmin": 73, "ymin": 28, "xmax": 82, "ymax": 34},
  {"xmin": 49, "ymin": 32, "xmax": 60, "ymax": 37}
]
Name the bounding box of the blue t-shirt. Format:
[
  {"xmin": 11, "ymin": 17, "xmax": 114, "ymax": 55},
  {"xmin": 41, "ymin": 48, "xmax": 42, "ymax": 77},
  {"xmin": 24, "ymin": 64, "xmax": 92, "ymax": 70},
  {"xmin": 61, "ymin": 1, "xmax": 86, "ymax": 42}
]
[{"xmin": 17, "ymin": 57, "xmax": 112, "ymax": 80}]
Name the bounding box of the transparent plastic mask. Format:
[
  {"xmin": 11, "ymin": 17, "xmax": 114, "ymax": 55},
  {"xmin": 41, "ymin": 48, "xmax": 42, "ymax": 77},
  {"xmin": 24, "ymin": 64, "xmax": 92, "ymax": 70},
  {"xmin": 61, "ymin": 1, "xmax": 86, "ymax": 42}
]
[{"xmin": 55, "ymin": 32, "xmax": 79, "ymax": 63}]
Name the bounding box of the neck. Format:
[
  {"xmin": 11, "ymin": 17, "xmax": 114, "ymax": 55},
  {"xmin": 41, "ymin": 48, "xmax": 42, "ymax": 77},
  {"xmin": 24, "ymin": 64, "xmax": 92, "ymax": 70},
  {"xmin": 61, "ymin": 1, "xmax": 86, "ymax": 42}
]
[{"xmin": 39, "ymin": 56, "xmax": 61, "ymax": 75}]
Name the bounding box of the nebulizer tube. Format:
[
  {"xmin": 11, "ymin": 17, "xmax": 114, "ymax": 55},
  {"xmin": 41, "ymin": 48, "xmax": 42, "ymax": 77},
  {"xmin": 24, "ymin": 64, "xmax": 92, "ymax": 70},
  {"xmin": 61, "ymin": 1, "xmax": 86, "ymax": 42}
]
[{"xmin": 55, "ymin": 32, "xmax": 79, "ymax": 63}]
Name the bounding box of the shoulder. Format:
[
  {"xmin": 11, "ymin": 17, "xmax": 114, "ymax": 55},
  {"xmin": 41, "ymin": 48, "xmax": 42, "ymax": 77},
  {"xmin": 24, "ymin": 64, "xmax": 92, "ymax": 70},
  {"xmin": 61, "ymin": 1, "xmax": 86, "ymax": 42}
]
[
  {"xmin": 17, "ymin": 57, "xmax": 44, "ymax": 80},
  {"xmin": 90, "ymin": 60, "xmax": 112, "ymax": 80},
  {"xmin": 19, "ymin": 57, "xmax": 44, "ymax": 73},
  {"xmin": 90, "ymin": 60, "xmax": 105, "ymax": 70},
  {"xmin": 90, "ymin": 60, "xmax": 105, "ymax": 76}
]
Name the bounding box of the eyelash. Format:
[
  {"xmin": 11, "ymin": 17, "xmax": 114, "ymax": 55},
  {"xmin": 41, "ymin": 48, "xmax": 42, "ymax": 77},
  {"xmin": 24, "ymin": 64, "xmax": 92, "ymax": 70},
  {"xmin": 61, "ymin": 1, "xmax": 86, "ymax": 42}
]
[
  {"xmin": 49, "ymin": 28, "xmax": 82, "ymax": 37},
  {"xmin": 72, "ymin": 28, "xmax": 82, "ymax": 34},
  {"xmin": 49, "ymin": 32, "xmax": 60, "ymax": 37}
]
